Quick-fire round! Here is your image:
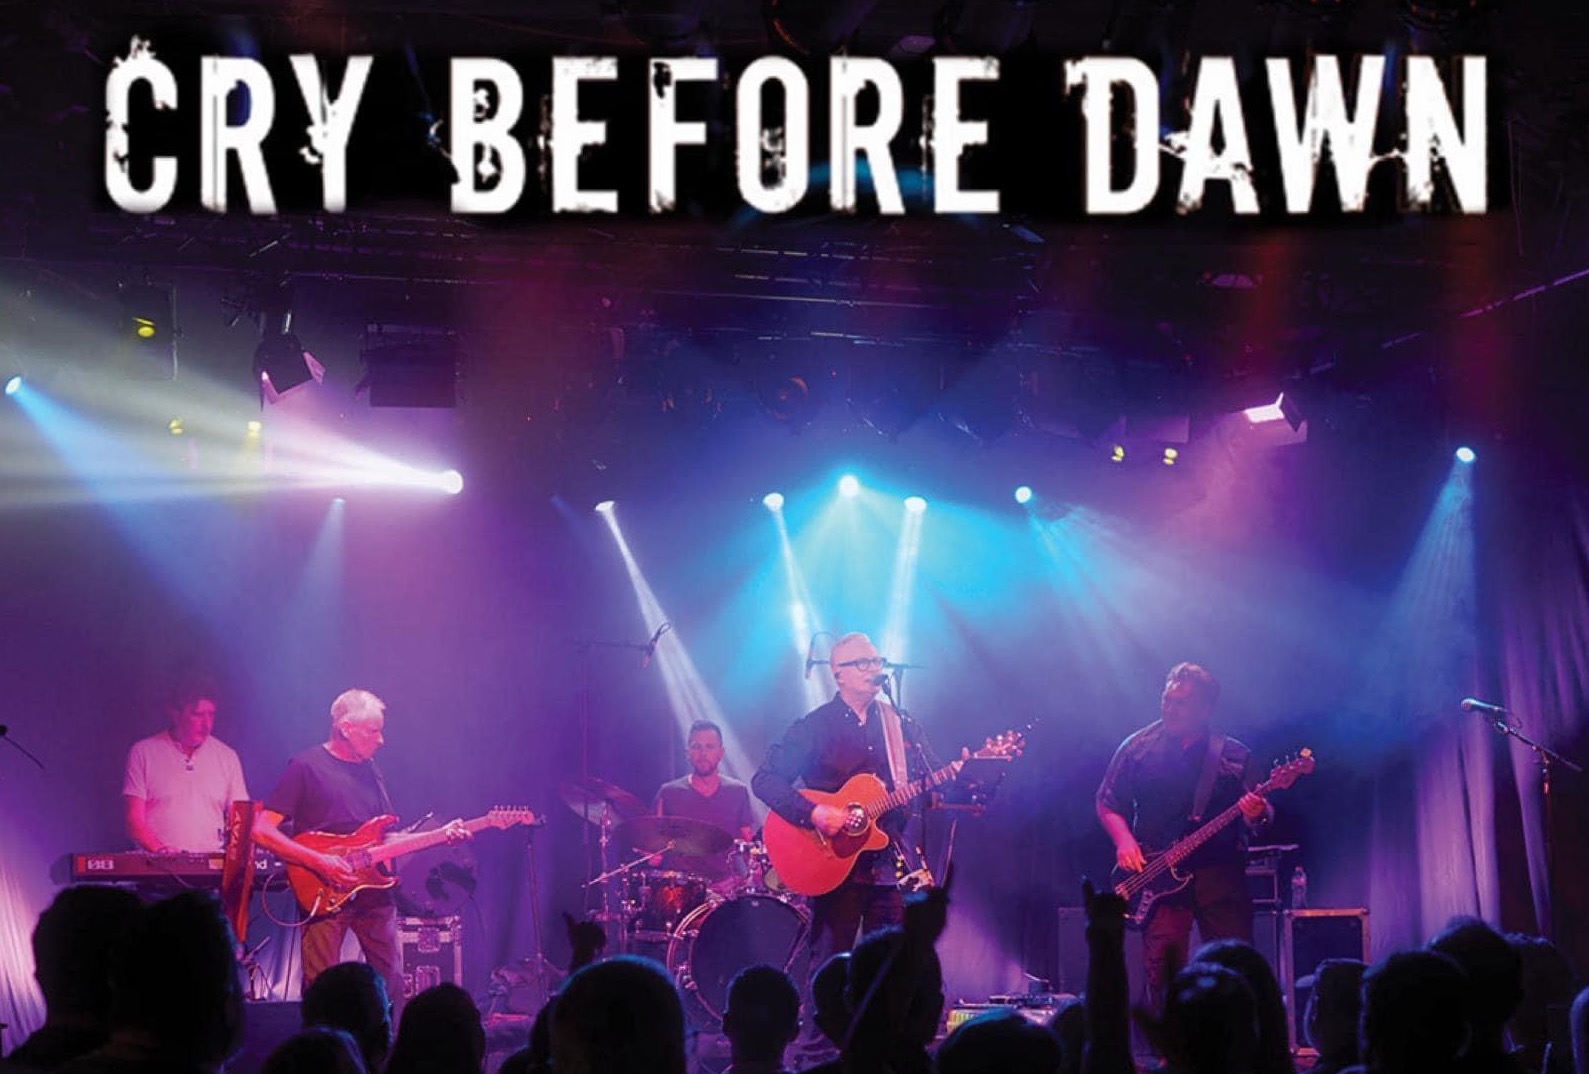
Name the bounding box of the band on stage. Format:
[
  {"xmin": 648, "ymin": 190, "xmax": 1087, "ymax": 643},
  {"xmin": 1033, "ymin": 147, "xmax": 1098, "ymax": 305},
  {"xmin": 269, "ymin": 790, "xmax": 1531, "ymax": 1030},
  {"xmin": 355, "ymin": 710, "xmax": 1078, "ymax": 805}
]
[{"xmin": 105, "ymin": 646, "xmax": 1283, "ymax": 1033}]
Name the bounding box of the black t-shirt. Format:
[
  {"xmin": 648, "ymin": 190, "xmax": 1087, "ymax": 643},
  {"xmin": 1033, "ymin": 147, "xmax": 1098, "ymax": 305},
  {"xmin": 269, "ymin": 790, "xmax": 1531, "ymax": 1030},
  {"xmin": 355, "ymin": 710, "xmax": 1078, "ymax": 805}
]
[
  {"xmin": 752, "ymin": 694, "xmax": 933, "ymax": 885},
  {"xmin": 265, "ymin": 745, "xmax": 391, "ymax": 836},
  {"xmin": 1095, "ymin": 720, "xmax": 1262, "ymax": 868}
]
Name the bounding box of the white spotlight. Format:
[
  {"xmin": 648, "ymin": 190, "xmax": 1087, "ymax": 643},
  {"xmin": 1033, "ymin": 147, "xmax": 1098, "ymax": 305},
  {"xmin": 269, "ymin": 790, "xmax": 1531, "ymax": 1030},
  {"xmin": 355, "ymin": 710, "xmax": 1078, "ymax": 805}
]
[
  {"xmin": 3, "ymin": 375, "xmax": 20, "ymax": 396},
  {"xmin": 595, "ymin": 500, "xmax": 616, "ymax": 514},
  {"xmin": 1455, "ymin": 446, "xmax": 1476, "ymax": 464},
  {"xmin": 440, "ymin": 469, "xmax": 464, "ymax": 495},
  {"xmin": 763, "ymin": 492, "xmax": 785, "ymax": 510},
  {"xmin": 903, "ymin": 496, "xmax": 927, "ymax": 513},
  {"xmin": 838, "ymin": 474, "xmax": 860, "ymax": 498}
]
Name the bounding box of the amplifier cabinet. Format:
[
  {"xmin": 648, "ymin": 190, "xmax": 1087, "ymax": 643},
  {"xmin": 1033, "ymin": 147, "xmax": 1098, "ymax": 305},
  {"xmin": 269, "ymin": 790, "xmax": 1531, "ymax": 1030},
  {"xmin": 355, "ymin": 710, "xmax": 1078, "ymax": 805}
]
[
  {"xmin": 1282, "ymin": 908, "xmax": 1370, "ymax": 1053},
  {"xmin": 399, "ymin": 915, "xmax": 463, "ymax": 999}
]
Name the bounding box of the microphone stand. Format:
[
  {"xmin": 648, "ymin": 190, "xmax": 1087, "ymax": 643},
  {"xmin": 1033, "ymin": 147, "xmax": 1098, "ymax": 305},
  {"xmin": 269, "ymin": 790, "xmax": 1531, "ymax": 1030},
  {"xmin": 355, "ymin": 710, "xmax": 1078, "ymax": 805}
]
[
  {"xmin": 1475, "ymin": 708, "xmax": 1582, "ymax": 940},
  {"xmin": 569, "ymin": 636, "xmax": 658, "ymax": 916},
  {"xmin": 0, "ymin": 725, "xmax": 46, "ymax": 771}
]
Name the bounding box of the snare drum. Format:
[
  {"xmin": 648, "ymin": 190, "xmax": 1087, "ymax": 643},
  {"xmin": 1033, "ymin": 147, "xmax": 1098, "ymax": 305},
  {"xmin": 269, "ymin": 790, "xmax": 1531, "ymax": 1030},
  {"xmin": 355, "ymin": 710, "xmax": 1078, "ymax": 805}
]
[
  {"xmin": 624, "ymin": 870, "xmax": 709, "ymax": 939},
  {"xmin": 667, "ymin": 892, "xmax": 809, "ymax": 1023}
]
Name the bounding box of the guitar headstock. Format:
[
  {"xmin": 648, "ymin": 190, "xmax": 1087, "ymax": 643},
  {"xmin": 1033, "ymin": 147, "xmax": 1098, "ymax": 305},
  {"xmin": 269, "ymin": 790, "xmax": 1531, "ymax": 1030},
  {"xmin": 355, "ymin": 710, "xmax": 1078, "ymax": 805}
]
[
  {"xmin": 1264, "ymin": 749, "xmax": 1315, "ymax": 791},
  {"xmin": 485, "ymin": 806, "xmax": 540, "ymax": 829},
  {"xmin": 971, "ymin": 729, "xmax": 1025, "ymax": 760}
]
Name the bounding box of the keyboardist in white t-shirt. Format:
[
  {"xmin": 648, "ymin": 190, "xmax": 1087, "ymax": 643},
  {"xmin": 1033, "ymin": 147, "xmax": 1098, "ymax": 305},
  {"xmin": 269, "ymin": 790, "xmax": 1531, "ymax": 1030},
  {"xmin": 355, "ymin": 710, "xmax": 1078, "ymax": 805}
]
[{"xmin": 122, "ymin": 679, "xmax": 249, "ymax": 853}]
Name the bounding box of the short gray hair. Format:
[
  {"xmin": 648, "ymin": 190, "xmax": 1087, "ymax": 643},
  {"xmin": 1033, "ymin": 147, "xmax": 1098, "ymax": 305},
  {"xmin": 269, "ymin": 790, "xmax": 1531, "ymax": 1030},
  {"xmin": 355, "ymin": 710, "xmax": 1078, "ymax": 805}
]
[{"xmin": 330, "ymin": 689, "xmax": 385, "ymax": 729}]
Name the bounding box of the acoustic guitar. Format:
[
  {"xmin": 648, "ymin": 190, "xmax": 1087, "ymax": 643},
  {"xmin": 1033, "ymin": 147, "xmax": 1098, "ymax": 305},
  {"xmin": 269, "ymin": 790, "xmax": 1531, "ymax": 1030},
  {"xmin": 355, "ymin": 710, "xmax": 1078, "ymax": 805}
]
[
  {"xmin": 285, "ymin": 807, "xmax": 538, "ymax": 917},
  {"xmin": 762, "ymin": 731, "xmax": 1023, "ymax": 896}
]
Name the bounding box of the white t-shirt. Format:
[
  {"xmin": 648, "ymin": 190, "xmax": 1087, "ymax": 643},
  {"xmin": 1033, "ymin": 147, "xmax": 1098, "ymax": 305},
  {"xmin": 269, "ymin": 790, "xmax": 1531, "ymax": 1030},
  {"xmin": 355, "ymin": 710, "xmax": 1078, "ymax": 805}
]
[{"xmin": 122, "ymin": 732, "xmax": 250, "ymax": 852}]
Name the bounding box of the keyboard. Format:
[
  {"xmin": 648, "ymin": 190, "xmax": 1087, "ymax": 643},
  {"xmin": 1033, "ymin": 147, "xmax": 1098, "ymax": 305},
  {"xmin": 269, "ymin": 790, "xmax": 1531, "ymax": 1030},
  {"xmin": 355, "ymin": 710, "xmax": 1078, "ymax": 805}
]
[{"xmin": 70, "ymin": 850, "xmax": 280, "ymax": 883}]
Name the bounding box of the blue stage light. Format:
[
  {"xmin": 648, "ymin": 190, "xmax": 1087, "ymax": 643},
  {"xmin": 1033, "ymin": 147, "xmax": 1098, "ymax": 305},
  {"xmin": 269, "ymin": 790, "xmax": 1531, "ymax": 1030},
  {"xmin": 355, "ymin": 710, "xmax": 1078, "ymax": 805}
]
[
  {"xmin": 838, "ymin": 474, "xmax": 860, "ymax": 498},
  {"xmin": 1455, "ymin": 446, "xmax": 1476, "ymax": 464},
  {"xmin": 904, "ymin": 496, "xmax": 927, "ymax": 513},
  {"xmin": 763, "ymin": 492, "xmax": 785, "ymax": 510},
  {"xmin": 4, "ymin": 375, "xmax": 20, "ymax": 396},
  {"xmin": 1014, "ymin": 485, "xmax": 1033, "ymax": 505}
]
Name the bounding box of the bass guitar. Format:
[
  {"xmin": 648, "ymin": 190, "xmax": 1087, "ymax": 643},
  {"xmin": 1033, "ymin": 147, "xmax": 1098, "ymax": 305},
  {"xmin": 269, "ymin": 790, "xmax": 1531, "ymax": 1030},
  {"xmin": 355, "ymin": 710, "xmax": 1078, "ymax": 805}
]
[
  {"xmin": 285, "ymin": 807, "xmax": 538, "ymax": 917},
  {"xmin": 1113, "ymin": 750, "xmax": 1314, "ymax": 928},
  {"xmin": 763, "ymin": 730, "xmax": 1023, "ymax": 897}
]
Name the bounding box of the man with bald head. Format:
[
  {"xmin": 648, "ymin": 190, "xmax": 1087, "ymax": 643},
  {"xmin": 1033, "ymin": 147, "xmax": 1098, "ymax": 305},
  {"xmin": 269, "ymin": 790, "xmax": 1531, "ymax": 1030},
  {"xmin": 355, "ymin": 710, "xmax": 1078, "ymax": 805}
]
[{"xmin": 753, "ymin": 631, "xmax": 940, "ymax": 1063}]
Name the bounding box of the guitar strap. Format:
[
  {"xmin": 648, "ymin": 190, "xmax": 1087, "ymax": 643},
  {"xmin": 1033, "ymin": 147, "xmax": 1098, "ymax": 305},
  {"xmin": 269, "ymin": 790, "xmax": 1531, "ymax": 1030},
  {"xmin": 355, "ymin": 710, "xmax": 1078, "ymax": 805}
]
[
  {"xmin": 366, "ymin": 758, "xmax": 395, "ymax": 816},
  {"xmin": 875, "ymin": 700, "xmax": 909, "ymax": 791},
  {"xmin": 1190, "ymin": 733, "xmax": 1226, "ymax": 822}
]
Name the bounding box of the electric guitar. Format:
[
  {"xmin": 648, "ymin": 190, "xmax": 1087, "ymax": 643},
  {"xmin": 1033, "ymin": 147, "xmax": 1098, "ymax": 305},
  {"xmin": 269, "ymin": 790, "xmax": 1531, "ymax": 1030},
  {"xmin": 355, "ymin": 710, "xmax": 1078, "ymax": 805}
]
[
  {"xmin": 1112, "ymin": 750, "xmax": 1314, "ymax": 927},
  {"xmin": 763, "ymin": 730, "xmax": 1024, "ymax": 897},
  {"xmin": 285, "ymin": 807, "xmax": 538, "ymax": 917}
]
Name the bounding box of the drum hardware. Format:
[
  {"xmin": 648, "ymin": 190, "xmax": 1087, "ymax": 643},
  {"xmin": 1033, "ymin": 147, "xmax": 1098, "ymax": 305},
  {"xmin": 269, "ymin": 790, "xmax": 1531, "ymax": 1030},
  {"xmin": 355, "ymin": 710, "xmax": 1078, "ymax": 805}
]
[{"xmin": 615, "ymin": 815, "xmax": 736, "ymax": 858}]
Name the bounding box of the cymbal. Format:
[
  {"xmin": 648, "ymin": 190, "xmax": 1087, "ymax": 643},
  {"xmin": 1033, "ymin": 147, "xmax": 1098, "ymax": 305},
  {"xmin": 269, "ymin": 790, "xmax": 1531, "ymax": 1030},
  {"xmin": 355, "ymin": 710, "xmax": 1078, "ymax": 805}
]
[
  {"xmin": 616, "ymin": 815, "xmax": 735, "ymax": 857},
  {"xmin": 557, "ymin": 778, "xmax": 648, "ymax": 825}
]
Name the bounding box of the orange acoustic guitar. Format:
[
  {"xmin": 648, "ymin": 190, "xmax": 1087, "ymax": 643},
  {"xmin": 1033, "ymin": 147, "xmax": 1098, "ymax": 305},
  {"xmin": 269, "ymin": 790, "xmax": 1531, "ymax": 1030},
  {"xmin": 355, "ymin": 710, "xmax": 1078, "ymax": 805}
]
[
  {"xmin": 285, "ymin": 807, "xmax": 538, "ymax": 917},
  {"xmin": 762, "ymin": 731, "xmax": 1024, "ymax": 896}
]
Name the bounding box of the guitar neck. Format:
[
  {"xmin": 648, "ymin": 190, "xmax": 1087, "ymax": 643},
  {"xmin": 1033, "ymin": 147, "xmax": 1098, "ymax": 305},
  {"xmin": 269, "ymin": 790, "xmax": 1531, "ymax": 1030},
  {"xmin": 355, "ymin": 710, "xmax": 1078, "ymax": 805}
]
[
  {"xmin": 863, "ymin": 758, "xmax": 965, "ymax": 820},
  {"xmin": 1160, "ymin": 774, "xmax": 1280, "ymax": 869},
  {"xmin": 364, "ymin": 815, "xmax": 496, "ymax": 866}
]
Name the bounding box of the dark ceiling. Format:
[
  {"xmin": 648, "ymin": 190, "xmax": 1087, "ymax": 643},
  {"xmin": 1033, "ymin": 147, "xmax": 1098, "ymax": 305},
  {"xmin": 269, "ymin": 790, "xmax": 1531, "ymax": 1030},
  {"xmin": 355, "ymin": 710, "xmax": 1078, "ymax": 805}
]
[{"xmin": 1, "ymin": 0, "xmax": 1587, "ymax": 461}]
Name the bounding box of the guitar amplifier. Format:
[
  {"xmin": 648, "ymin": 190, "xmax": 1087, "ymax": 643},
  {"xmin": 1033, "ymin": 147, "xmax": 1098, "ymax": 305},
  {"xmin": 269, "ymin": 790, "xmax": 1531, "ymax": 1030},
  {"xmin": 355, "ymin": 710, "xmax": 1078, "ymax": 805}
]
[{"xmin": 398, "ymin": 915, "xmax": 463, "ymax": 999}]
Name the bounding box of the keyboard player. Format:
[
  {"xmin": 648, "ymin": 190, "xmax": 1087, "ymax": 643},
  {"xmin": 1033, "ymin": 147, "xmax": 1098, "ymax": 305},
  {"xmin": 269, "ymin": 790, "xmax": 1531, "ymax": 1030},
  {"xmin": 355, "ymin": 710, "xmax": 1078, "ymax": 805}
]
[{"xmin": 122, "ymin": 677, "xmax": 249, "ymax": 853}]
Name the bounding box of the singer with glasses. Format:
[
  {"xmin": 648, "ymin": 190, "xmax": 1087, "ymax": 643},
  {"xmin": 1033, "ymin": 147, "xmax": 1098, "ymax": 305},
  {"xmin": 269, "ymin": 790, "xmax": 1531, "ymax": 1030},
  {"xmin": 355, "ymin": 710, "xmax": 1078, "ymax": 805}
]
[{"xmin": 753, "ymin": 631, "xmax": 940, "ymax": 1065}]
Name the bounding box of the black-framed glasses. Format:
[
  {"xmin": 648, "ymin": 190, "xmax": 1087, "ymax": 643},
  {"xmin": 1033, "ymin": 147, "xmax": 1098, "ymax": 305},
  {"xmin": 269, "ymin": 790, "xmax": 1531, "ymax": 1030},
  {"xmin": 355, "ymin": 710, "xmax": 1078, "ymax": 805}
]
[{"xmin": 836, "ymin": 656, "xmax": 886, "ymax": 671}]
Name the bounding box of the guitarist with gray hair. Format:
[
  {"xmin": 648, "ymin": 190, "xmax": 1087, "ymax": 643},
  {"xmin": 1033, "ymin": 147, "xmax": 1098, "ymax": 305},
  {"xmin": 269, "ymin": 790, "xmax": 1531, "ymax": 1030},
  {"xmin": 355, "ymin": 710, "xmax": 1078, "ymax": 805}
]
[
  {"xmin": 252, "ymin": 688, "xmax": 471, "ymax": 1006},
  {"xmin": 1096, "ymin": 662, "xmax": 1274, "ymax": 1011}
]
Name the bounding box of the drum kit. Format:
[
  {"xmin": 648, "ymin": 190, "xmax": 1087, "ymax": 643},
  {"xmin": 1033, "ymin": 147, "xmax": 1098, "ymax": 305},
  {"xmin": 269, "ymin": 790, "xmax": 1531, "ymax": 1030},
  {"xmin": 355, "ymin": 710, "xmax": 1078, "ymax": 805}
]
[{"xmin": 556, "ymin": 776, "xmax": 809, "ymax": 1023}]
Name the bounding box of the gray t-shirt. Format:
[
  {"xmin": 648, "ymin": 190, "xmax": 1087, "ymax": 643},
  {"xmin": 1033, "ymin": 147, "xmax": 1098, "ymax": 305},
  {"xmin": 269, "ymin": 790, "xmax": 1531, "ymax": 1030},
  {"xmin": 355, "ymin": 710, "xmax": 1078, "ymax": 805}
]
[{"xmin": 652, "ymin": 775, "xmax": 753, "ymax": 879}]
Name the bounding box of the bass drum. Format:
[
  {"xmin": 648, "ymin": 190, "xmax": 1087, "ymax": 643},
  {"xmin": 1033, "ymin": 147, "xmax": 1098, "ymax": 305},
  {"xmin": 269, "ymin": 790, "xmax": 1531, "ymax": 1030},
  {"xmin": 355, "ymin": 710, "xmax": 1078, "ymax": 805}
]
[{"xmin": 667, "ymin": 893, "xmax": 809, "ymax": 1023}]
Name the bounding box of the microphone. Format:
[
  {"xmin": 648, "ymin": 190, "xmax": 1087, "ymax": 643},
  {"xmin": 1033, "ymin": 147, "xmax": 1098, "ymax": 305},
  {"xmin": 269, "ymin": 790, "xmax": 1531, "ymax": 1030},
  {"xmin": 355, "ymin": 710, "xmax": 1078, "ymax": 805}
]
[
  {"xmin": 873, "ymin": 673, "xmax": 895, "ymax": 702},
  {"xmin": 641, "ymin": 622, "xmax": 671, "ymax": 668},
  {"xmin": 805, "ymin": 634, "xmax": 818, "ymax": 681},
  {"xmin": 1461, "ymin": 698, "xmax": 1508, "ymax": 716}
]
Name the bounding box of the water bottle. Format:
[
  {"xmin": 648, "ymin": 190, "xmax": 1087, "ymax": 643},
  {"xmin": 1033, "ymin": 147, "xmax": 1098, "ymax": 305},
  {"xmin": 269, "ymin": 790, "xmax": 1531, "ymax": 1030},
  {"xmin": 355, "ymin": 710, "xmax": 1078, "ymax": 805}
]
[{"xmin": 1291, "ymin": 866, "xmax": 1309, "ymax": 909}]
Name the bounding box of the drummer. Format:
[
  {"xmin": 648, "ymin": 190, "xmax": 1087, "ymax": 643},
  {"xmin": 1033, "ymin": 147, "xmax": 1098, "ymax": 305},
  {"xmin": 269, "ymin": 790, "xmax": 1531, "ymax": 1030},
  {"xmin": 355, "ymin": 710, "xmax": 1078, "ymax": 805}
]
[{"xmin": 653, "ymin": 720, "xmax": 755, "ymax": 885}]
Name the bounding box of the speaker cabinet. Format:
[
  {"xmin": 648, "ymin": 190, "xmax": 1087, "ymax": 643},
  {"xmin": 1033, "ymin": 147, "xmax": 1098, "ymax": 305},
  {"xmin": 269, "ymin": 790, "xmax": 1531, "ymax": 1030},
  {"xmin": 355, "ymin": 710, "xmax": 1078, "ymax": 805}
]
[
  {"xmin": 1283, "ymin": 909, "xmax": 1369, "ymax": 1052},
  {"xmin": 230, "ymin": 1001, "xmax": 302, "ymax": 1074}
]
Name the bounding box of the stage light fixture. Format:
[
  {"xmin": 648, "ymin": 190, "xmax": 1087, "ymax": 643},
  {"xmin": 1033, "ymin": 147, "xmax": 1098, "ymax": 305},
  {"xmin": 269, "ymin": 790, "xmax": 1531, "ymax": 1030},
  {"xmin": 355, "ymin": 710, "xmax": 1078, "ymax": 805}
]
[
  {"xmin": 838, "ymin": 474, "xmax": 861, "ymax": 498},
  {"xmin": 440, "ymin": 469, "xmax": 464, "ymax": 495},
  {"xmin": 1110, "ymin": 444, "xmax": 1126, "ymax": 463},
  {"xmin": 1014, "ymin": 485, "xmax": 1033, "ymax": 504},
  {"xmin": 245, "ymin": 420, "xmax": 263, "ymax": 437},
  {"xmin": 1243, "ymin": 394, "xmax": 1286, "ymax": 423},
  {"xmin": 168, "ymin": 418, "xmax": 184, "ymax": 436},
  {"xmin": 904, "ymin": 496, "xmax": 927, "ymax": 513},
  {"xmin": 116, "ymin": 284, "xmax": 176, "ymax": 380},
  {"xmin": 255, "ymin": 331, "xmax": 323, "ymax": 403},
  {"xmin": 595, "ymin": 500, "xmax": 617, "ymax": 514},
  {"xmin": 4, "ymin": 375, "xmax": 20, "ymax": 396},
  {"xmin": 763, "ymin": 492, "xmax": 785, "ymax": 510},
  {"xmin": 1455, "ymin": 446, "xmax": 1476, "ymax": 464},
  {"xmin": 1163, "ymin": 447, "xmax": 1179, "ymax": 466}
]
